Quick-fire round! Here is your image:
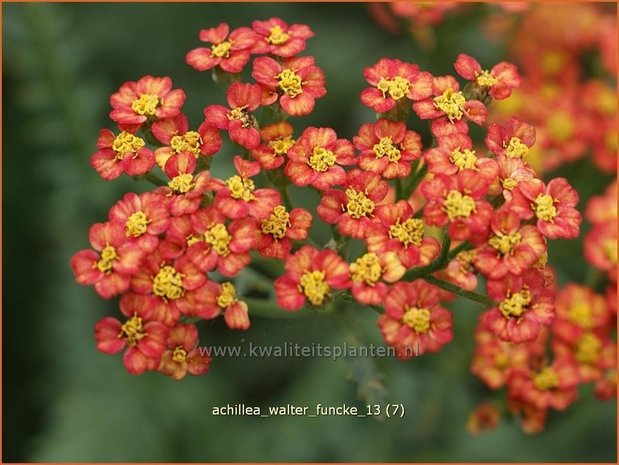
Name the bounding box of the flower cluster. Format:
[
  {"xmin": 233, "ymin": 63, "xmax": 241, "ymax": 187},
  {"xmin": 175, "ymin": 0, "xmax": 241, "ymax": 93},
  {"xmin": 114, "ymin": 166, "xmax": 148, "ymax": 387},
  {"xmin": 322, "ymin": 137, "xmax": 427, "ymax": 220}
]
[{"xmin": 71, "ymin": 17, "xmax": 609, "ymax": 436}]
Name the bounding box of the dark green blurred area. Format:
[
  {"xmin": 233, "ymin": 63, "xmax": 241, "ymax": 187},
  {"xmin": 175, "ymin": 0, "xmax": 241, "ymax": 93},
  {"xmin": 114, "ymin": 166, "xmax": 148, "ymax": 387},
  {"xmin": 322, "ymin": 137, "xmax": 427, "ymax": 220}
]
[{"xmin": 3, "ymin": 3, "xmax": 616, "ymax": 462}]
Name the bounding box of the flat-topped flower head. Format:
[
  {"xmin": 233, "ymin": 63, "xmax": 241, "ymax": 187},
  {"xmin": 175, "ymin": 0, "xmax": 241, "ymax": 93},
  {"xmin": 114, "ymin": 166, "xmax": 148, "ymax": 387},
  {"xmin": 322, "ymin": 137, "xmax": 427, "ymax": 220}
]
[
  {"xmin": 159, "ymin": 323, "xmax": 211, "ymax": 380},
  {"xmin": 251, "ymin": 122, "xmax": 295, "ymax": 170},
  {"xmin": 274, "ymin": 246, "xmax": 350, "ymax": 311},
  {"xmin": 252, "ymin": 205, "xmax": 312, "ymax": 260},
  {"xmin": 253, "ymin": 56, "xmax": 326, "ymax": 116},
  {"xmin": 158, "ymin": 152, "xmax": 212, "ymax": 217},
  {"xmin": 349, "ymin": 251, "xmax": 405, "ymax": 305},
  {"xmin": 251, "ymin": 18, "xmax": 314, "ymax": 57},
  {"xmin": 91, "ymin": 128, "xmax": 155, "ymax": 180},
  {"xmin": 186, "ymin": 23, "xmax": 257, "ymax": 73},
  {"xmin": 425, "ymin": 137, "xmax": 499, "ymax": 181},
  {"xmin": 110, "ymin": 75, "xmax": 186, "ymax": 126},
  {"xmin": 454, "ymin": 53, "xmax": 521, "ymax": 100},
  {"xmin": 192, "ymin": 280, "xmax": 251, "ymax": 330}
]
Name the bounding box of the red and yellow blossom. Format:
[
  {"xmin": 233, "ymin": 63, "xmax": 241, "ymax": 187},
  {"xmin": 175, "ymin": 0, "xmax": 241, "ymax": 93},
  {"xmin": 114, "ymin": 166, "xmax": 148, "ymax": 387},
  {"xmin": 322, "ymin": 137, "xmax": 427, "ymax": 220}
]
[
  {"xmin": 490, "ymin": 156, "xmax": 536, "ymax": 200},
  {"xmin": 466, "ymin": 403, "xmax": 501, "ymax": 435},
  {"xmin": 194, "ymin": 280, "xmax": 251, "ymax": 330},
  {"xmin": 483, "ymin": 269, "xmax": 555, "ymax": 343},
  {"xmin": 353, "ymin": 119, "xmax": 423, "ymax": 178},
  {"xmin": 70, "ymin": 222, "xmax": 145, "ymax": 299},
  {"xmin": 425, "ymin": 143, "xmax": 498, "ymax": 181},
  {"xmin": 109, "ymin": 75, "xmax": 185, "ymax": 126},
  {"xmin": 454, "ymin": 53, "xmax": 521, "ymax": 100},
  {"xmin": 284, "ymin": 126, "xmax": 355, "ymax": 191},
  {"xmin": 108, "ymin": 191, "xmax": 170, "ymax": 252},
  {"xmin": 474, "ymin": 209, "xmax": 546, "ymax": 280},
  {"xmin": 379, "ymin": 280, "xmax": 453, "ymax": 358},
  {"xmin": 439, "ymin": 248, "xmax": 478, "ymax": 291},
  {"xmin": 91, "ymin": 128, "xmax": 155, "ymax": 180},
  {"xmin": 251, "ymin": 122, "xmax": 295, "ymax": 170},
  {"xmin": 251, "ymin": 18, "xmax": 314, "ymax": 57},
  {"xmin": 317, "ymin": 169, "xmax": 388, "ymax": 239},
  {"xmin": 186, "ymin": 22, "xmax": 257, "ymax": 74},
  {"xmin": 209, "ymin": 156, "xmax": 281, "ymax": 220},
  {"xmin": 274, "ymin": 246, "xmax": 350, "ymax": 311},
  {"xmin": 360, "ymin": 58, "xmax": 433, "ymax": 113},
  {"xmin": 252, "ymin": 56, "xmax": 326, "ymax": 116},
  {"xmin": 203, "ymin": 82, "xmax": 263, "ymax": 150},
  {"xmin": 151, "ymin": 113, "xmax": 222, "ymax": 168},
  {"xmin": 510, "ymin": 177, "xmax": 581, "ymax": 239},
  {"xmin": 485, "ymin": 117, "xmax": 536, "ymax": 159},
  {"xmin": 553, "ymin": 331, "xmax": 616, "ymax": 384},
  {"xmin": 584, "ymin": 222, "xmax": 617, "ymax": 282},
  {"xmin": 429, "ymin": 118, "xmax": 471, "ymax": 148},
  {"xmin": 349, "ymin": 252, "xmax": 405, "ymax": 306},
  {"xmin": 421, "ymin": 170, "xmax": 493, "ymax": 243},
  {"xmin": 365, "ymin": 200, "xmax": 440, "ymax": 268},
  {"xmin": 159, "ymin": 323, "xmax": 210, "ymax": 380},
  {"xmin": 187, "ymin": 207, "xmax": 254, "ymax": 276},
  {"xmin": 252, "ymin": 205, "xmax": 313, "ymax": 260},
  {"xmin": 95, "ymin": 293, "xmax": 169, "ymax": 375}
]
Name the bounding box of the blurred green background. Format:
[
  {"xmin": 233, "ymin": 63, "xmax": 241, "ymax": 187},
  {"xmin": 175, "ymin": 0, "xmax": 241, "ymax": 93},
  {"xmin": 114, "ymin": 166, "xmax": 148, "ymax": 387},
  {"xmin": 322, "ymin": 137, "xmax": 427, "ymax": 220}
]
[{"xmin": 3, "ymin": 2, "xmax": 616, "ymax": 462}]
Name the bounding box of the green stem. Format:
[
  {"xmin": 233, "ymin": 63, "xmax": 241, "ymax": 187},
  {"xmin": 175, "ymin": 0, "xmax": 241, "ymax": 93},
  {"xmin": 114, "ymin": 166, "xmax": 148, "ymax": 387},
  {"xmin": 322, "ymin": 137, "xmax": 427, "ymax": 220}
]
[
  {"xmin": 422, "ymin": 275, "xmax": 493, "ymax": 308},
  {"xmin": 242, "ymin": 297, "xmax": 301, "ymax": 319},
  {"xmin": 140, "ymin": 172, "xmax": 167, "ymax": 186},
  {"xmin": 403, "ymin": 235, "xmax": 451, "ymax": 281},
  {"xmin": 279, "ymin": 185, "xmax": 293, "ymax": 211},
  {"xmin": 403, "ymin": 163, "xmax": 428, "ymax": 199},
  {"xmin": 395, "ymin": 178, "xmax": 403, "ymax": 200}
]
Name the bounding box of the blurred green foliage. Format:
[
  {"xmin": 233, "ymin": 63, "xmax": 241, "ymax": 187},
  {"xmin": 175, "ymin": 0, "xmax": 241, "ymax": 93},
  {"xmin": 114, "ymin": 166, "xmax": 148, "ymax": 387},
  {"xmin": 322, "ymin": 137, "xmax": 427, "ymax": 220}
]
[{"xmin": 3, "ymin": 3, "xmax": 616, "ymax": 462}]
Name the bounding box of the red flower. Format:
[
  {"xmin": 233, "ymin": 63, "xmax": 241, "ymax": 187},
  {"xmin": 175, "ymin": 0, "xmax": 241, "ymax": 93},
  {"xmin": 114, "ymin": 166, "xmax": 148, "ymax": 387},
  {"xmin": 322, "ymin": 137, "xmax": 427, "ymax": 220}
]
[
  {"xmin": 551, "ymin": 284, "xmax": 611, "ymax": 342},
  {"xmin": 95, "ymin": 294, "xmax": 169, "ymax": 375},
  {"xmin": 70, "ymin": 222, "xmax": 144, "ymax": 299},
  {"xmin": 109, "ymin": 75, "xmax": 185, "ymax": 126},
  {"xmin": 203, "ymin": 82, "xmax": 262, "ymax": 150},
  {"xmin": 151, "ymin": 113, "xmax": 222, "ymax": 168},
  {"xmin": 252, "ymin": 205, "xmax": 312, "ymax": 260},
  {"xmin": 378, "ymin": 281, "xmax": 453, "ymax": 358},
  {"xmin": 474, "ymin": 209, "xmax": 546, "ymax": 280},
  {"xmin": 187, "ymin": 207, "xmax": 254, "ymax": 276},
  {"xmin": 285, "ymin": 127, "xmax": 355, "ymax": 191},
  {"xmin": 317, "ymin": 169, "xmax": 388, "ymax": 239},
  {"xmin": 483, "ymin": 269, "xmax": 555, "ymax": 343},
  {"xmin": 485, "ymin": 118, "xmax": 536, "ymax": 159},
  {"xmin": 210, "ymin": 156, "xmax": 281, "ymax": 220},
  {"xmin": 491, "ymin": 156, "xmax": 536, "ymax": 200},
  {"xmin": 584, "ymin": 222, "xmax": 617, "ymax": 281},
  {"xmin": 91, "ymin": 128, "xmax": 154, "ymax": 180},
  {"xmin": 252, "ymin": 56, "xmax": 326, "ymax": 116},
  {"xmin": 159, "ymin": 323, "xmax": 210, "ymax": 380},
  {"xmin": 510, "ymin": 177, "xmax": 581, "ymax": 239},
  {"xmin": 274, "ymin": 246, "xmax": 350, "ymax": 311},
  {"xmin": 429, "ymin": 118, "xmax": 471, "ymax": 148},
  {"xmin": 360, "ymin": 58, "xmax": 433, "ymax": 113},
  {"xmin": 454, "ymin": 53, "xmax": 521, "ymax": 100},
  {"xmin": 186, "ymin": 23, "xmax": 257, "ymax": 74},
  {"xmin": 195, "ymin": 281, "xmax": 250, "ymax": 330},
  {"xmin": 421, "ymin": 170, "xmax": 493, "ymax": 243},
  {"xmin": 251, "ymin": 18, "xmax": 314, "ymax": 57},
  {"xmin": 349, "ymin": 252, "xmax": 405, "ymax": 305},
  {"xmin": 425, "ymin": 145, "xmax": 498, "ymax": 181},
  {"xmin": 439, "ymin": 248, "xmax": 479, "ymax": 291},
  {"xmin": 353, "ymin": 119, "xmax": 423, "ymax": 178},
  {"xmin": 251, "ymin": 122, "xmax": 295, "ymax": 170},
  {"xmin": 108, "ymin": 191, "xmax": 170, "ymax": 252},
  {"xmin": 413, "ymin": 75, "xmax": 487, "ymax": 125},
  {"xmin": 365, "ymin": 200, "xmax": 440, "ymax": 268}
]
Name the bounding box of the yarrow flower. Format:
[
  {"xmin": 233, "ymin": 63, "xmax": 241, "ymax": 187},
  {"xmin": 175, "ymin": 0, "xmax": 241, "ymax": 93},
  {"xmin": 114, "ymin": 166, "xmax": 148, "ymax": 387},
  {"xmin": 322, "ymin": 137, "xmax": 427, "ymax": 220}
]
[
  {"xmin": 454, "ymin": 53, "xmax": 521, "ymax": 100},
  {"xmin": 250, "ymin": 17, "xmax": 314, "ymax": 57},
  {"xmin": 91, "ymin": 128, "xmax": 155, "ymax": 180}
]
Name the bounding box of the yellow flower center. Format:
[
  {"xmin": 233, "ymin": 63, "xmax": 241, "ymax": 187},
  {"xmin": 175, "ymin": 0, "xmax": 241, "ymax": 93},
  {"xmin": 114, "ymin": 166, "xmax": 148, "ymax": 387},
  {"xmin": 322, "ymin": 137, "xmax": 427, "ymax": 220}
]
[
  {"xmin": 499, "ymin": 289, "xmax": 531, "ymax": 318},
  {"xmin": 170, "ymin": 131, "xmax": 202, "ymax": 155},
  {"xmin": 131, "ymin": 93, "xmax": 159, "ymax": 116},
  {"xmin": 204, "ymin": 223, "xmax": 231, "ymax": 256},
  {"xmin": 299, "ymin": 270, "xmax": 330, "ymax": 306},
  {"xmin": 372, "ymin": 137, "xmax": 401, "ymax": 162},
  {"xmin": 389, "ymin": 218, "xmax": 424, "ymax": 247},
  {"xmin": 267, "ymin": 25, "xmax": 289, "ymax": 45},
  {"xmin": 402, "ymin": 307, "xmax": 431, "ymax": 333},
  {"xmin": 457, "ymin": 249, "xmax": 477, "ymax": 273},
  {"xmin": 308, "ymin": 146, "xmax": 336, "ymax": 172},
  {"xmin": 269, "ymin": 136, "xmax": 295, "ymax": 156},
  {"xmin": 533, "ymin": 194, "xmax": 557, "ymax": 222},
  {"xmin": 433, "ymin": 89, "xmax": 466, "ymax": 122},
  {"xmin": 225, "ymin": 175, "xmax": 255, "ymax": 201},
  {"xmin": 172, "ymin": 346, "xmax": 188, "ymax": 363},
  {"xmin": 112, "ymin": 131, "xmax": 145, "ymax": 158},
  {"xmin": 533, "ymin": 367, "xmax": 559, "ymax": 391},
  {"xmin": 96, "ymin": 245, "xmax": 118, "ymax": 273},
  {"xmin": 450, "ymin": 148, "xmax": 477, "ymax": 170},
  {"xmin": 125, "ymin": 211, "xmax": 149, "ymax": 237},
  {"xmin": 152, "ymin": 265, "xmax": 184, "ymax": 300},
  {"xmin": 186, "ymin": 234, "xmax": 202, "ymax": 247},
  {"xmin": 345, "ymin": 188, "xmax": 375, "ymax": 219},
  {"xmin": 349, "ymin": 253, "xmax": 382, "ymax": 285},
  {"xmin": 546, "ymin": 112, "xmax": 574, "ymax": 143},
  {"xmin": 501, "ymin": 177, "xmax": 518, "ymax": 191},
  {"xmin": 168, "ymin": 173, "xmax": 195, "ymax": 194},
  {"xmin": 575, "ymin": 332, "xmax": 601, "ymax": 365},
  {"xmin": 603, "ymin": 239, "xmax": 617, "ymax": 264},
  {"xmin": 376, "ymin": 76, "xmax": 410, "ymax": 101},
  {"xmin": 443, "ymin": 190, "xmax": 476, "ymax": 221},
  {"xmin": 217, "ymin": 282, "xmax": 237, "ymax": 308},
  {"xmin": 567, "ymin": 303, "xmax": 593, "ymax": 329},
  {"xmin": 488, "ymin": 231, "xmax": 522, "ymax": 255},
  {"xmin": 505, "ymin": 137, "xmax": 529, "ymax": 158},
  {"xmin": 261, "ymin": 205, "xmax": 290, "ymax": 239},
  {"xmin": 278, "ymin": 68, "xmax": 303, "ymax": 98},
  {"xmin": 494, "ymin": 352, "xmax": 509, "ymax": 369},
  {"xmin": 475, "ymin": 70, "xmax": 498, "ymax": 88},
  {"xmin": 211, "ymin": 40, "xmax": 232, "ymax": 58},
  {"xmin": 120, "ymin": 315, "xmax": 145, "ymax": 347},
  {"xmin": 228, "ymin": 106, "xmax": 255, "ymax": 128}
]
